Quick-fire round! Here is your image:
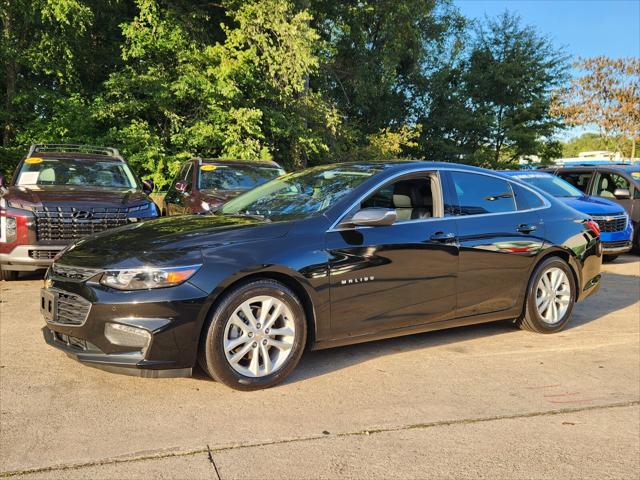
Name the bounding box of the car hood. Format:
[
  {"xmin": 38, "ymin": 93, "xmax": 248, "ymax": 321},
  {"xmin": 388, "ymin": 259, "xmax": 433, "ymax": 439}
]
[
  {"xmin": 57, "ymin": 214, "xmax": 292, "ymax": 269},
  {"xmin": 2, "ymin": 185, "xmax": 150, "ymax": 210},
  {"xmin": 561, "ymin": 195, "xmax": 625, "ymax": 216}
]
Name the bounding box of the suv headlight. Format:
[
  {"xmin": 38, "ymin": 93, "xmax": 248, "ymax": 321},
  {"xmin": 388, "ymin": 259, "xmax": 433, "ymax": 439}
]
[{"xmin": 100, "ymin": 265, "xmax": 201, "ymax": 290}]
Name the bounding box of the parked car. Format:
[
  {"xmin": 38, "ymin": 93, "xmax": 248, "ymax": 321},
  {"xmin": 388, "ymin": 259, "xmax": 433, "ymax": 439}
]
[
  {"xmin": 163, "ymin": 158, "xmax": 285, "ymax": 215},
  {"xmin": 42, "ymin": 161, "xmax": 601, "ymax": 390},
  {"xmin": 540, "ymin": 164, "xmax": 640, "ymax": 251},
  {"xmin": 502, "ymin": 171, "xmax": 633, "ymax": 261},
  {"xmin": 0, "ymin": 144, "xmax": 159, "ymax": 280}
]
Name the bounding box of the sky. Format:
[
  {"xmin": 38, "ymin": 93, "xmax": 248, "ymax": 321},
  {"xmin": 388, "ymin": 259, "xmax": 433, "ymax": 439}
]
[
  {"xmin": 456, "ymin": 0, "xmax": 640, "ymax": 140},
  {"xmin": 456, "ymin": 0, "xmax": 640, "ymax": 59}
]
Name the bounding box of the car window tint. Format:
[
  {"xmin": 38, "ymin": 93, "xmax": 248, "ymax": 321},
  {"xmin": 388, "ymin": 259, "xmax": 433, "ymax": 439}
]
[
  {"xmin": 361, "ymin": 177, "xmax": 434, "ymax": 222},
  {"xmin": 511, "ymin": 182, "xmax": 545, "ymax": 210},
  {"xmin": 557, "ymin": 171, "xmax": 592, "ymax": 193},
  {"xmin": 450, "ymin": 172, "xmax": 515, "ymax": 215}
]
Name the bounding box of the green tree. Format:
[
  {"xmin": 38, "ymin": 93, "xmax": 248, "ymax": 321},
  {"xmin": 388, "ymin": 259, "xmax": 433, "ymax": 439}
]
[
  {"xmin": 94, "ymin": 0, "xmax": 338, "ymax": 188},
  {"xmin": 304, "ymin": 0, "xmax": 462, "ymax": 159},
  {"xmin": 417, "ymin": 12, "xmax": 568, "ymax": 167}
]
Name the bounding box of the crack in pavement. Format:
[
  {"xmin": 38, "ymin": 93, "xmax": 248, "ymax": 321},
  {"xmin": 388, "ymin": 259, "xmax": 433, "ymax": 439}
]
[
  {"xmin": 207, "ymin": 445, "xmax": 222, "ymax": 480},
  {"xmin": 2, "ymin": 400, "xmax": 638, "ymax": 478}
]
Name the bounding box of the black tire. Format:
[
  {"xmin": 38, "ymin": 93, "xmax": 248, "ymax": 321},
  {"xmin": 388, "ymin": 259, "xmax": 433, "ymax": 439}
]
[
  {"xmin": 198, "ymin": 279, "xmax": 307, "ymax": 391},
  {"xmin": 517, "ymin": 257, "xmax": 576, "ymax": 334},
  {"xmin": 603, "ymin": 255, "xmax": 619, "ymax": 263},
  {"xmin": 0, "ymin": 268, "xmax": 18, "ymax": 281}
]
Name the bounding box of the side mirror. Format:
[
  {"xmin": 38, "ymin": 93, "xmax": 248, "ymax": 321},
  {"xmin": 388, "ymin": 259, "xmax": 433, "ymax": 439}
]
[
  {"xmin": 0, "ymin": 175, "xmax": 7, "ymax": 189},
  {"xmin": 142, "ymin": 179, "xmax": 154, "ymax": 194},
  {"xmin": 341, "ymin": 208, "xmax": 397, "ymax": 228},
  {"xmin": 613, "ymin": 188, "xmax": 631, "ymax": 200},
  {"xmin": 175, "ymin": 181, "xmax": 189, "ymax": 193}
]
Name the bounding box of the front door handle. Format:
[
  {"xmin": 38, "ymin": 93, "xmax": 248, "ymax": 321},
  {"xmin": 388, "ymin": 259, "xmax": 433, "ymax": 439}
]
[
  {"xmin": 516, "ymin": 224, "xmax": 537, "ymax": 234},
  {"xmin": 430, "ymin": 231, "xmax": 457, "ymax": 242}
]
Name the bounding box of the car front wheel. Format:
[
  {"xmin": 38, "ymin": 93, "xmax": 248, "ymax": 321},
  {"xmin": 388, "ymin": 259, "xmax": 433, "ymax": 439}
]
[
  {"xmin": 517, "ymin": 257, "xmax": 576, "ymax": 334},
  {"xmin": 199, "ymin": 279, "xmax": 307, "ymax": 391}
]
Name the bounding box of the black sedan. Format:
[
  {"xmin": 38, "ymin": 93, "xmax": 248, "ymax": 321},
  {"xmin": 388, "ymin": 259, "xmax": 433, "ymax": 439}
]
[{"xmin": 41, "ymin": 162, "xmax": 602, "ymax": 390}]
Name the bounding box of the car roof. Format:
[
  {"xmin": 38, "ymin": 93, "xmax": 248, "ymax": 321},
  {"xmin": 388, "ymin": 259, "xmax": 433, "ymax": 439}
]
[
  {"xmin": 312, "ymin": 160, "xmax": 501, "ymax": 173},
  {"xmin": 195, "ymin": 158, "xmax": 283, "ymax": 169},
  {"xmin": 542, "ymin": 164, "xmax": 640, "ymax": 174},
  {"xmin": 500, "ymin": 170, "xmax": 554, "ymax": 178}
]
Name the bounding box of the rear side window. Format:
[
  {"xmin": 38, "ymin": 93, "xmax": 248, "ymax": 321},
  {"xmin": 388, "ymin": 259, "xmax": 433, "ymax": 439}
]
[
  {"xmin": 511, "ymin": 182, "xmax": 545, "ymax": 210},
  {"xmin": 557, "ymin": 171, "xmax": 592, "ymax": 193},
  {"xmin": 449, "ymin": 172, "xmax": 516, "ymax": 215}
]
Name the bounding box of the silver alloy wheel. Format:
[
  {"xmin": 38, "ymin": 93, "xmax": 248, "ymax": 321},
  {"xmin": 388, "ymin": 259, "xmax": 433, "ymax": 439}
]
[
  {"xmin": 535, "ymin": 267, "xmax": 572, "ymax": 324},
  {"xmin": 223, "ymin": 295, "xmax": 296, "ymax": 378}
]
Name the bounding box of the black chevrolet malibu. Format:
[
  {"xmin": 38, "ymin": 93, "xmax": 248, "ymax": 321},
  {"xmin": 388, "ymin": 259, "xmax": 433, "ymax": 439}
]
[{"xmin": 42, "ymin": 162, "xmax": 602, "ymax": 390}]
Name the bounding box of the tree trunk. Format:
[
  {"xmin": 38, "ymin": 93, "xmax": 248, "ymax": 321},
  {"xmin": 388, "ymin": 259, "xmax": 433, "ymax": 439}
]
[{"xmin": 2, "ymin": 3, "xmax": 17, "ymax": 147}]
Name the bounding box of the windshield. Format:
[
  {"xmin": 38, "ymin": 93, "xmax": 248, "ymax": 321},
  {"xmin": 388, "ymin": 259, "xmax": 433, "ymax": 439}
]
[
  {"xmin": 16, "ymin": 157, "xmax": 138, "ymax": 188},
  {"xmin": 219, "ymin": 164, "xmax": 384, "ymax": 221},
  {"xmin": 515, "ymin": 174, "xmax": 584, "ymax": 198},
  {"xmin": 199, "ymin": 165, "xmax": 284, "ymax": 190}
]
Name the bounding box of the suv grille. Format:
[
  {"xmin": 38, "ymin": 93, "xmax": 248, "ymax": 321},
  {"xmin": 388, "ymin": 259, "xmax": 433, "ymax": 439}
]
[
  {"xmin": 592, "ymin": 214, "xmax": 627, "ymax": 233},
  {"xmin": 51, "ymin": 264, "xmax": 101, "ymax": 281},
  {"xmin": 49, "ymin": 290, "xmax": 91, "ymax": 325},
  {"xmin": 33, "ymin": 206, "xmax": 130, "ymax": 241},
  {"xmin": 29, "ymin": 249, "xmax": 60, "ymax": 260}
]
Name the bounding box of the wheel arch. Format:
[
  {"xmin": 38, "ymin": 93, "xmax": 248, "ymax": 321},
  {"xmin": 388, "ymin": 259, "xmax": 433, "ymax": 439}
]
[
  {"xmin": 530, "ymin": 247, "xmax": 582, "ymax": 301},
  {"xmin": 197, "ymin": 268, "xmax": 319, "ymax": 350}
]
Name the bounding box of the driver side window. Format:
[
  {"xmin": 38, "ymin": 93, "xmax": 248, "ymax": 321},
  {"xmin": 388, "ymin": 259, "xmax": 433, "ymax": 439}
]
[{"xmin": 360, "ymin": 176, "xmax": 435, "ymax": 222}]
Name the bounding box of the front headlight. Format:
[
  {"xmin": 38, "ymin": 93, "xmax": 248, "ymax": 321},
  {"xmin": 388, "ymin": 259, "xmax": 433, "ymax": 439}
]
[{"xmin": 100, "ymin": 264, "xmax": 201, "ymax": 290}]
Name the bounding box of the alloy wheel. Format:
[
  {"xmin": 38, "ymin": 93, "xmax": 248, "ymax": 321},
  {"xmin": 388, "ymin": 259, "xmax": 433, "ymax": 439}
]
[
  {"xmin": 223, "ymin": 295, "xmax": 296, "ymax": 377},
  {"xmin": 535, "ymin": 267, "xmax": 572, "ymax": 324}
]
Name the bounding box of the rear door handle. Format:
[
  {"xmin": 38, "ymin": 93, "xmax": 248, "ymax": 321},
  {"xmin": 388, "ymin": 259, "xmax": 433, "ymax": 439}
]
[
  {"xmin": 430, "ymin": 231, "xmax": 457, "ymax": 242},
  {"xmin": 516, "ymin": 224, "xmax": 537, "ymax": 234}
]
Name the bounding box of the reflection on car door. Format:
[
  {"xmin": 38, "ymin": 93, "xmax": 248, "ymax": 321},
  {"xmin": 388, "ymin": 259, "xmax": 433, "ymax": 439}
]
[
  {"xmin": 444, "ymin": 171, "xmax": 545, "ymax": 318},
  {"xmin": 326, "ymin": 173, "xmax": 459, "ymax": 337}
]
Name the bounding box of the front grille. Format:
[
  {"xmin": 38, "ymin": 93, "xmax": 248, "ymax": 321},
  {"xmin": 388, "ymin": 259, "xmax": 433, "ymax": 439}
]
[
  {"xmin": 52, "ymin": 331, "xmax": 98, "ymax": 351},
  {"xmin": 592, "ymin": 214, "xmax": 627, "ymax": 233},
  {"xmin": 51, "ymin": 290, "xmax": 91, "ymax": 325},
  {"xmin": 51, "ymin": 263, "xmax": 100, "ymax": 281},
  {"xmin": 602, "ymin": 240, "xmax": 631, "ymax": 248},
  {"xmin": 29, "ymin": 249, "xmax": 60, "ymax": 260},
  {"xmin": 33, "ymin": 206, "xmax": 131, "ymax": 241}
]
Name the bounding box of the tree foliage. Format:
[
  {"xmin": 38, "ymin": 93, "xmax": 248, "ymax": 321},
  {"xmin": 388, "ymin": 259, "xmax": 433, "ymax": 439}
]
[
  {"xmin": 552, "ymin": 56, "xmax": 640, "ymax": 158},
  {"xmin": 1, "ymin": 1, "xmax": 574, "ymax": 183},
  {"xmin": 417, "ymin": 12, "xmax": 568, "ymax": 168}
]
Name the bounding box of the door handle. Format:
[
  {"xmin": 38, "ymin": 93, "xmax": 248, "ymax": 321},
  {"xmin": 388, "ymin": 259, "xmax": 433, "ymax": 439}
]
[
  {"xmin": 516, "ymin": 224, "xmax": 537, "ymax": 234},
  {"xmin": 430, "ymin": 231, "xmax": 457, "ymax": 242}
]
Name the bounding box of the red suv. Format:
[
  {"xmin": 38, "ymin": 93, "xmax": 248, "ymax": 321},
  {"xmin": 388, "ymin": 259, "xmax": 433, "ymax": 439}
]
[
  {"xmin": 0, "ymin": 144, "xmax": 158, "ymax": 280},
  {"xmin": 163, "ymin": 158, "xmax": 284, "ymax": 215}
]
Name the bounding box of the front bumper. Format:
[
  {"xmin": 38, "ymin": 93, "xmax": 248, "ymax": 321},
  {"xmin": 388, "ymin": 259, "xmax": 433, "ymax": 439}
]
[
  {"xmin": 41, "ymin": 275, "xmax": 211, "ymax": 376},
  {"xmin": 0, "ymin": 244, "xmax": 64, "ymax": 271},
  {"xmin": 601, "ymin": 240, "xmax": 633, "ymax": 255}
]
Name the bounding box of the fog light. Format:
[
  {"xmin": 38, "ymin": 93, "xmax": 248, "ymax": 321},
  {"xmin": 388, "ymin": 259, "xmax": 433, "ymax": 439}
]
[{"xmin": 104, "ymin": 323, "xmax": 151, "ymax": 349}]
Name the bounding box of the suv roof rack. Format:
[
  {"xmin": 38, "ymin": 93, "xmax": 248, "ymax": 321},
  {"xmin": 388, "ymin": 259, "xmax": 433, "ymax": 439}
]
[{"xmin": 28, "ymin": 144, "xmax": 122, "ymax": 159}]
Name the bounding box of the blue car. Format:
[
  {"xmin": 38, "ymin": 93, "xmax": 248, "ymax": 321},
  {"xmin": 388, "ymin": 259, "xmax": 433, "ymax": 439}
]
[{"xmin": 503, "ymin": 171, "xmax": 633, "ymax": 261}]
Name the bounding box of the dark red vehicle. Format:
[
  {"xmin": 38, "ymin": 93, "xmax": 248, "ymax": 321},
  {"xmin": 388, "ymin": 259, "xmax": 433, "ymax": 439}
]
[
  {"xmin": 163, "ymin": 158, "xmax": 284, "ymax": 215},
  {"xmin": 0, "ymin": 144, "xmax": 158, "ymax": 280}
]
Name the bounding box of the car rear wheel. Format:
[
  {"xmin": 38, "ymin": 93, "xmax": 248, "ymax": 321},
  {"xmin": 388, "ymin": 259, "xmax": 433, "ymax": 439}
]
[
  {"xmin": 198, "ymin": 279, "xmax": 307, "ymax": 391},
  {"xmin": 517, "ymin": 257, "xmax": 576, "ymax": 334}
]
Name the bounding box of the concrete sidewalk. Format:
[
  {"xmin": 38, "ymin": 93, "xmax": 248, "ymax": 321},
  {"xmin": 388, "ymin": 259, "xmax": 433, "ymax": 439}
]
[{"xmin": 1, "ymin": 256, "xmax": 638, "ymax": 479}]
